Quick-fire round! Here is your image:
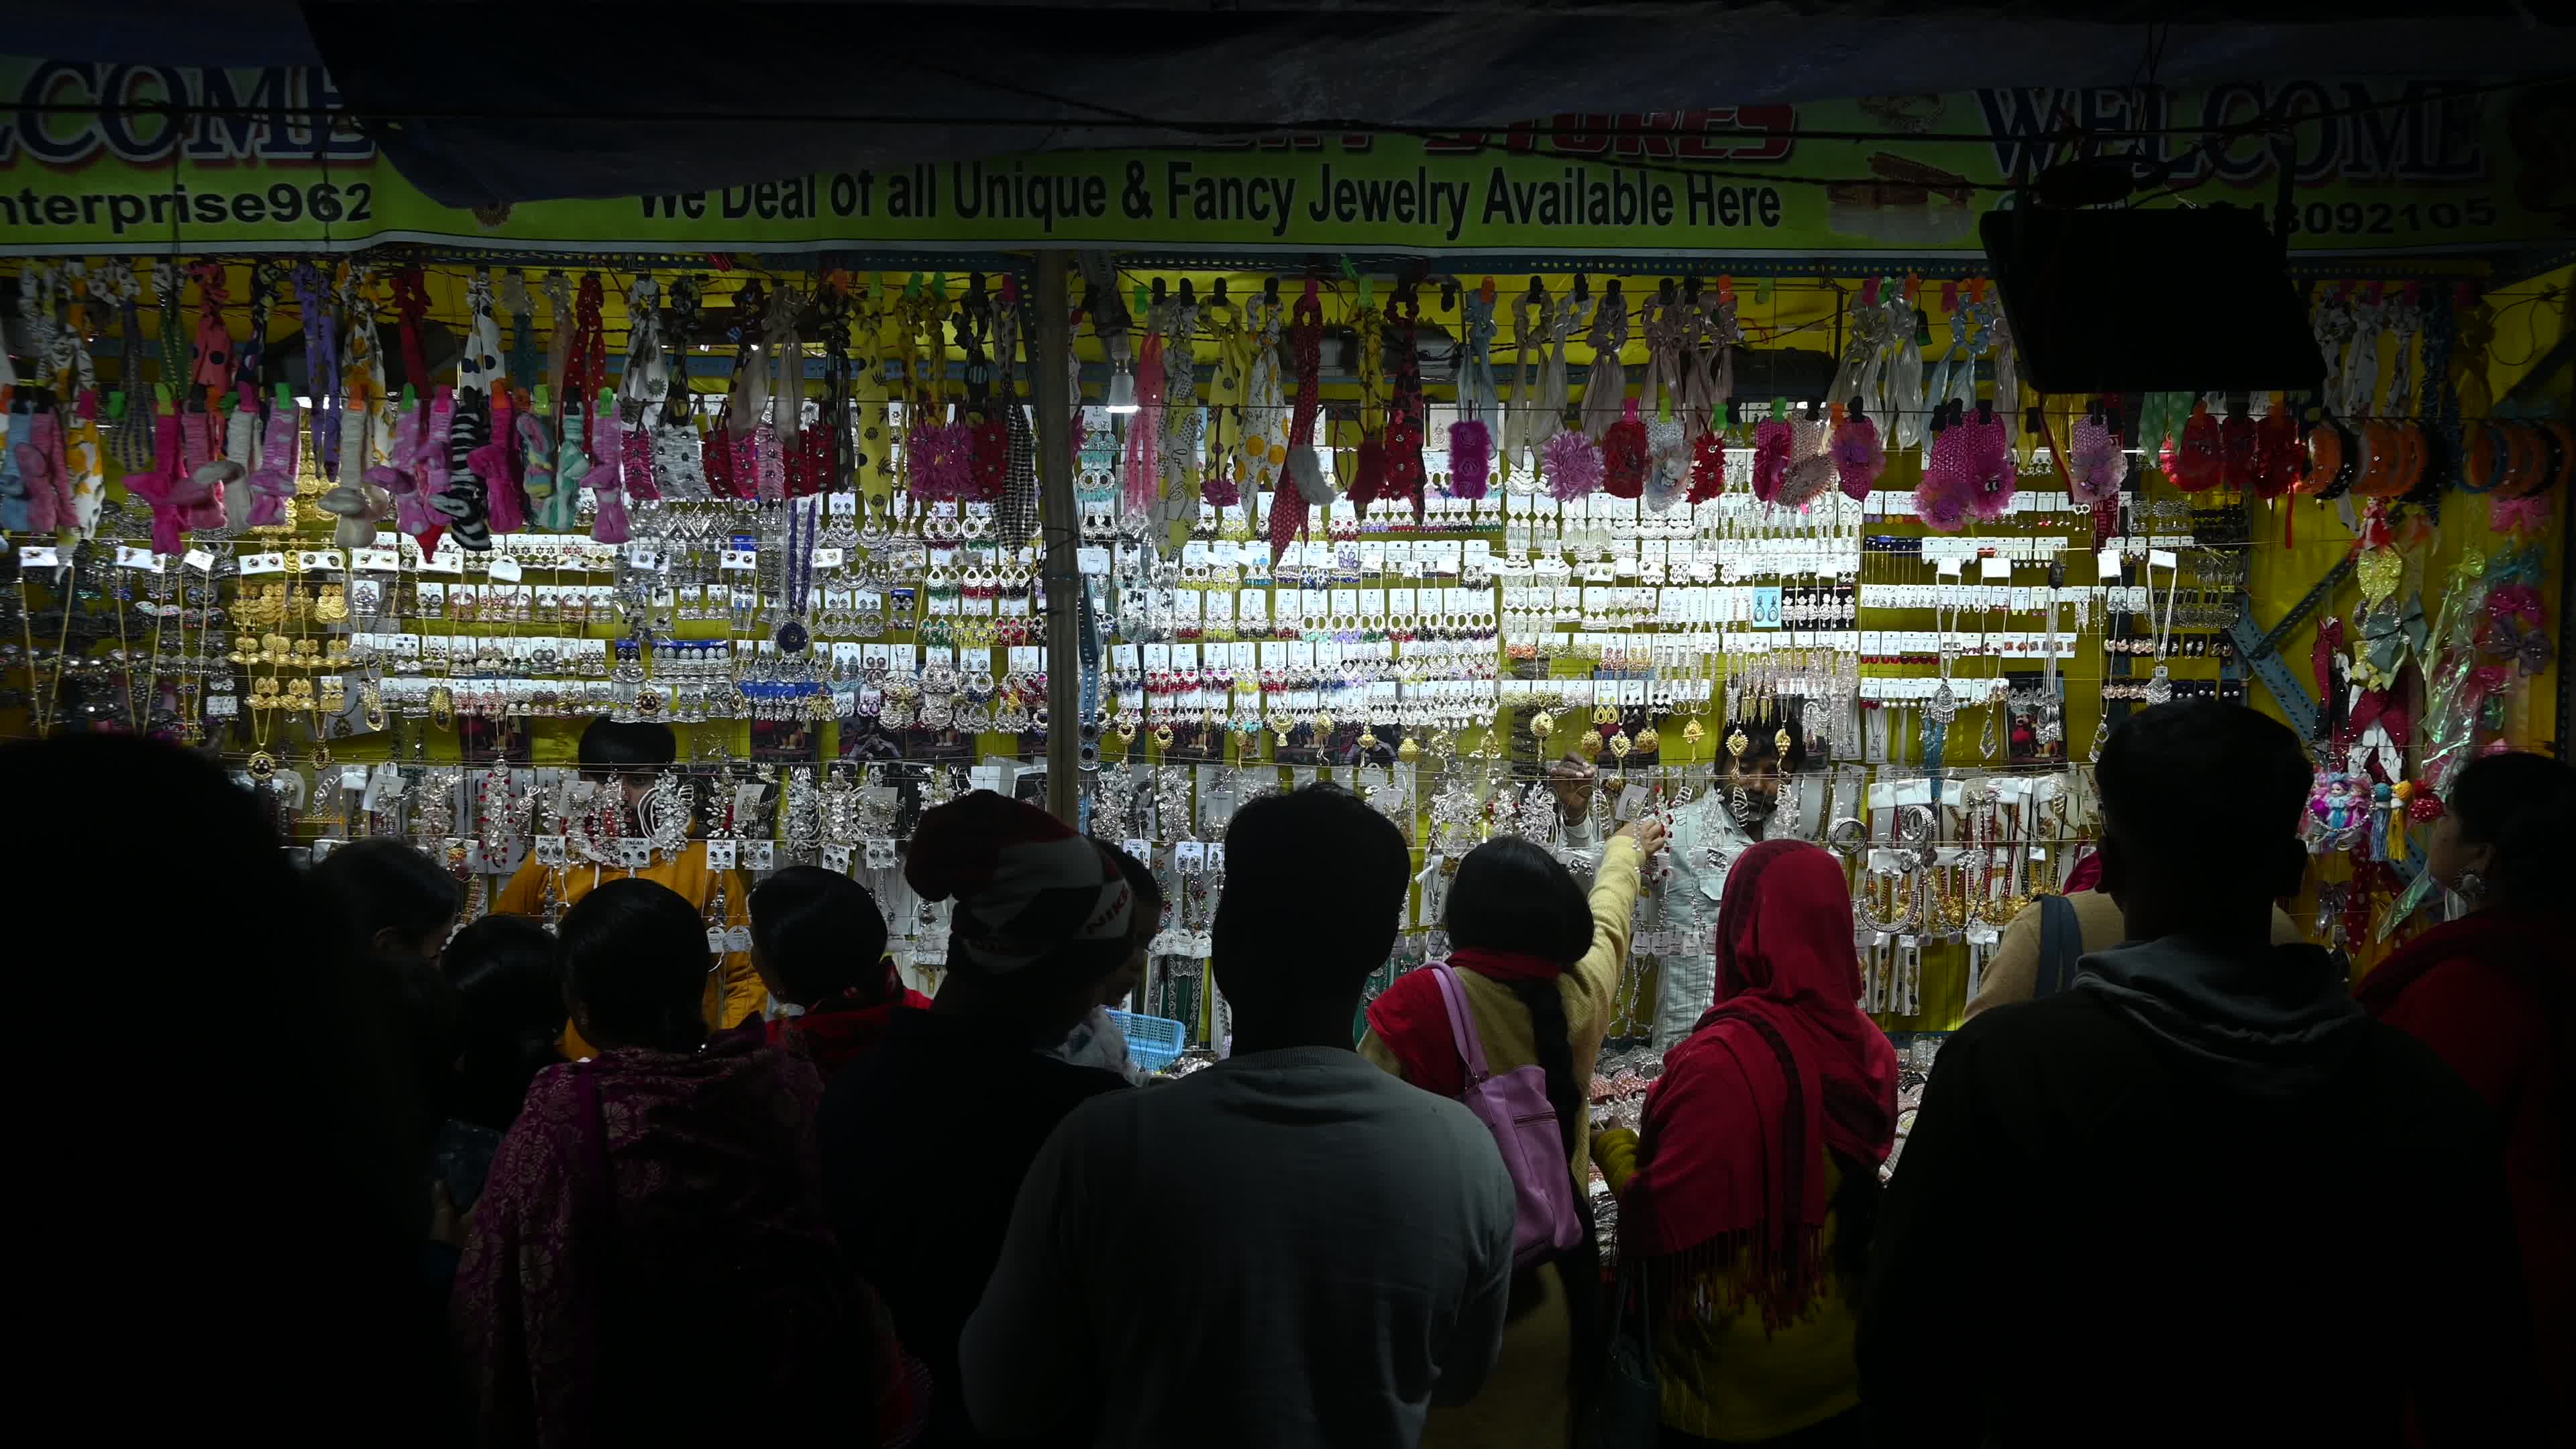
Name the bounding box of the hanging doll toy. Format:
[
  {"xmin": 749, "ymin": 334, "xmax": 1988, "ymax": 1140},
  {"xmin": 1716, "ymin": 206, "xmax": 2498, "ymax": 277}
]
[{"xmin": 1831, "ymin": 401, "xmax": 1884, "ymax": 503}]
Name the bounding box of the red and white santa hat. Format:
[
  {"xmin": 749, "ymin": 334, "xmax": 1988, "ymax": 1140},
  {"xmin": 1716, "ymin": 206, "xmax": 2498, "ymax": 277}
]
[{"xmin": 904, "ymin": 790, "xmax": 1132, "ymax": 975}]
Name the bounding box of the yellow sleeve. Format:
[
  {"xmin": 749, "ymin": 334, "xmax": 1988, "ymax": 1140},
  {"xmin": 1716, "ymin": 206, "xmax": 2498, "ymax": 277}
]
[
  {"xmin": 1567, "ymin": 835, "xmax": 1644, "ymax": 1036},
  {"xmin": 1963, "ymin": 899, "xmax": 2044, "ymax": 1021},
  {"xmin": 1591, "ymin": 1126, "xmax": 1642, "ymax": 1196},
  {"xmin": 1356, "ymin": 1029, "xmax": 1409, "ymax": 1083},
  {"xmin": 714, "ymin": 869, "xmax": 766, "ymax": 1028},
  {"xmin": 492, "ymin": 855, "xmax": 546, "ymax": 918}
]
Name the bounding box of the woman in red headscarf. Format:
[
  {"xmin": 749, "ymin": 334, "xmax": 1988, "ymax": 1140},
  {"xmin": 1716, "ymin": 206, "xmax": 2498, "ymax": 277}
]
[{"xmin": 1590, "ymin": 839, "xmax": 1899, "ymax": 1447}]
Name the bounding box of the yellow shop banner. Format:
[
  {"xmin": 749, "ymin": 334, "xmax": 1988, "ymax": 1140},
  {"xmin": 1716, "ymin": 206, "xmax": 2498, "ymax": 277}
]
[{"xmin": 1, "ymin": 58, "xmax": 2560, "ymax": 256}]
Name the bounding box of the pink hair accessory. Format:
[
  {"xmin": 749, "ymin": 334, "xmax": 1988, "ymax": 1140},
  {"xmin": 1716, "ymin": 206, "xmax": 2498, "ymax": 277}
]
[
  {"xmin": 906, "ymin": 416, "xmax": 972, "ymax": 500},
  {"xmin": 1830, "ymin": 405, "xmax": 1884, "ymax": 501},
  {"xmin": 617, "ymin": 407, "xmax": 658, "ymax": 502},
  {"xmin": 14, "ymin": 413, "xmax": 70, "ymax": 534},
  {"xmin": 1776, "ymin": 410, "xmax": 1835, "ymax": 509},
  {"xmin": 1600, "ymin": 398, "xmax": 1649, "ymax": 499},
  {"xmin": 2173, "ymin": 401, "xmax": 2222, "ymax": 492},
  {"xmin": 2068, "ymin": 411, "xmax": 2127, "ymax": 504},
  {"xmin": 1915, "ymin": 405, "xmax": 1976, "ymax": 533},
  {"xmin": 125, "ymin": 414, "xmax": 189, "ymax": 554},
  {"xmin": 2489, "ymin": 494, "xmax": 2552, "ymax": 535},
  {"xmin": 1542, "ymin": 428, "xmax": 1603, "ymax": 501},
  {"xmin": 1123, "ymin": 330, "xmax": 1165, "ymax": 515},
  {"xmin": 244, "ymin": 400, "xmax": 302, "ymax": 529},
  {"xmin": 1351, "ymin": 435, "xmax": 1389, "ymax": 509},
  {"xmin": 1447, "ymin": 419, "xmax": 1493, "ymax": 500},
  {"xmin": 1965, "ymin": 406, "xmax": 2017, "ymax": 521},
  {"xmin": 1686, "ymin": 430, "xmax": 1727, "ymax": 502},
  {"xmin": 590, "ymin": 474, "xmax": 631, "ymax": 544},
  {"xmin": 1750, "ymin": 416, "xmax": 1791, "ymax": 502}
]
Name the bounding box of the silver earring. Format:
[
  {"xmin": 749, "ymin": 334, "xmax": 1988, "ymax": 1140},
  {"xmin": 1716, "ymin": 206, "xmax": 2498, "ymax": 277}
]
[{"xmin": 2456, "ymin": 869, "xmax": 2487, "ymax": 901}]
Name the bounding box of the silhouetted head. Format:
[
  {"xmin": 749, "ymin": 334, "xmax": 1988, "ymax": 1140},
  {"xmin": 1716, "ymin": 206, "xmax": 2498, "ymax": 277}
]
[
  {"xmin": 749, "ymin": 865, "xmax": 892, "ymax": 1009},
  {"xmin": 1447, "ymin": 835, "xmax": 1589, "ymax": 966},
  {"xmin": 561, "ymin": 878, "xmax": 712, "ymax": 1053},
  {"xmin": 309, "ymin": 837, "xmax": 463, "ymax": 962},
  {"xmin": 2429, "ymin": 749, "xmax": 2575, "ymax": 911},
  {"xmin": 1215, "ymin": 784, "xmax": 1409, "ymax": 1042},
  {"xmin": 2096, "ymin": 701, "xmax": 2312, "ymax": 944},
  {"xmin": 442, "ymin": 913, "xmax": 566, "ymax": 1132}
]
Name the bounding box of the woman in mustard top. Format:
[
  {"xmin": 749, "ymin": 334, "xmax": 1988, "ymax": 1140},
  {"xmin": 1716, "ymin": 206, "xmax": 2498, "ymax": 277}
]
[
  {"xmin": 490, "ymin": 718, "xmax": 763, "ymax": 1051},
  {"xmin": 1361, "ymin": 815, "xmax": 1660, "ymax": 1449},
  {"xmin": 1591, "ymin": 839, "xmax": 1899, "ymax": 1447}
]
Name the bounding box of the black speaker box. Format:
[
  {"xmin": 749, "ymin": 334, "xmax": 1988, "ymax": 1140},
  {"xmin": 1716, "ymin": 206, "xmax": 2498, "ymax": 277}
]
[{"xmin": 1980, "ymin": 205, "xmax": 2324, "ymax": 395}]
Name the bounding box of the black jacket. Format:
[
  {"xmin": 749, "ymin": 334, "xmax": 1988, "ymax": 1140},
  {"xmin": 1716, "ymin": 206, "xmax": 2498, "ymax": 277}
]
[
  {"xmin": 819, "ymin": 1007, "xmax": 1128, "ymax": 1448},
  {"xmin": 1861, "ymin": 938, "xmax": 2538, "ymax": 1448}
]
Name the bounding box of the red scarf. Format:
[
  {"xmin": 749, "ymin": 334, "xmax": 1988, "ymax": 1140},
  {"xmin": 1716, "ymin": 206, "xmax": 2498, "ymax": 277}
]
[
  {"xmin": 1366, "ymin": 946, "xmax": 1563, "ymax": 1099},
  {"xmin": 1619, "ymin": 840, "xmax": 1899, "ymax": 1328},
  {"xmin": 765, "ymin": 987, "xmax": 934, "ymax": 1079}
]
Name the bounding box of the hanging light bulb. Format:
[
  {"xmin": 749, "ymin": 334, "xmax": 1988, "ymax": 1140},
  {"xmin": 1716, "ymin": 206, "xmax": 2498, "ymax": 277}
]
[{"xmin": 1104, "ymin": 356, "xmax": 1138, "ymax": 415}]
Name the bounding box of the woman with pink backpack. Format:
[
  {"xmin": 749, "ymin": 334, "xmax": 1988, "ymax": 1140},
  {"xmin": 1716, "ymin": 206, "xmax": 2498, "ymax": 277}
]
[{"xmin": 1362, "ymin": 812, "xmax": 1663, "ymax": 1449}]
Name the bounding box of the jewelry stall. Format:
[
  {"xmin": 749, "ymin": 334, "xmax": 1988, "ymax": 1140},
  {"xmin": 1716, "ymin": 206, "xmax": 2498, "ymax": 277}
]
[{"xmin": 3, "ymin": 72, "xmax": 2565, "ymax": 1089}]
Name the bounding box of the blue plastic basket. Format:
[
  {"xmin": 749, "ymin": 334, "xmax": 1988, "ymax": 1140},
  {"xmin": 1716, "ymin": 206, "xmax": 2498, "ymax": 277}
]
[{"xmin": 1106, "ymin": 1009, "xmax": 1188, "ymax": 1071}]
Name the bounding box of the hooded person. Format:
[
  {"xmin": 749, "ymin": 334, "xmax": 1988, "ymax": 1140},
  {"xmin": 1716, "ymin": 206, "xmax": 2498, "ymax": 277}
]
[
  {"xmin": 1860, "ymin": 700, "xmax": 2540, "ymax": 1448},
  {"xmin": 817, "ymin": 790, "xmax": 1137, "ymax": 1448}
]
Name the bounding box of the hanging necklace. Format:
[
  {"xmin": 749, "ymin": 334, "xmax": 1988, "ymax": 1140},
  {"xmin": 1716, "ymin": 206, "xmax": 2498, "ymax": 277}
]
[
  {"xmin": 2143, "ymin": 553, "xmax": 2179, "ymax": 705},
  {"xmin": 775, "ymin": 496, "xmax": 815, "ymax": 653}
]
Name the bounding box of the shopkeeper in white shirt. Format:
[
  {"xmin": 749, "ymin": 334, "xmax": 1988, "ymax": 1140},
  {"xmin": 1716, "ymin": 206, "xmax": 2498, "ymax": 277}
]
[{"xmin": 1546, "ymin": 716, "xmax": 1811, "ymax": 1047}]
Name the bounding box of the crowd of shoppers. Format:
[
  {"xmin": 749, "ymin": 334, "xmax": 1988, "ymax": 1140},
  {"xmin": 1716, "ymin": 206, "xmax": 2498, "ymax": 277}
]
[{"xmin": 6, "ymin": 700, "xmax": 2559, "ymax": 1448}]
